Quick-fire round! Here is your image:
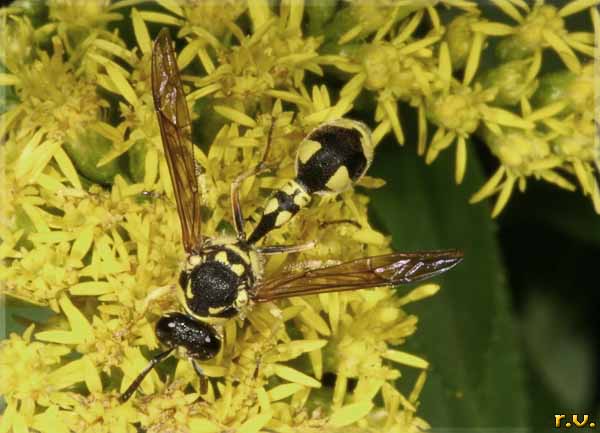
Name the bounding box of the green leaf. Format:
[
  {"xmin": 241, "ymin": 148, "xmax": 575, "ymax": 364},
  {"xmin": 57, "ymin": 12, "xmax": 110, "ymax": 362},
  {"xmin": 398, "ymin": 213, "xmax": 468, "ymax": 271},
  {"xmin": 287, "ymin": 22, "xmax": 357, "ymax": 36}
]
[
  {"xmin": 503, "ymin": 180, "xmax": 600, "ymax": 246},
  {"xmin": 368, "ymin": 142, "xmax": 529, "ymax": 427},
  {"xmin": 305, "ymin": 0, "xmax": 339, "ymax": 38},
  {"xmin": 1, "ymin": 297, "xmax": 55, "ymax": 338},
  {"xmin": 63, "ymin": 129, "xmax": 126, "ymax": 185}
]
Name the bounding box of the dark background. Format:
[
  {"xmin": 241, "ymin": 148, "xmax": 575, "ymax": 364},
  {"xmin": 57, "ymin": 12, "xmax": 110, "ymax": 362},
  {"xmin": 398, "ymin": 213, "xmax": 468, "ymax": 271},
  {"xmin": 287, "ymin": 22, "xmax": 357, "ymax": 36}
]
[{"xmin": 368, "ymin": 129, "xmax": 600, "ymax": 431}]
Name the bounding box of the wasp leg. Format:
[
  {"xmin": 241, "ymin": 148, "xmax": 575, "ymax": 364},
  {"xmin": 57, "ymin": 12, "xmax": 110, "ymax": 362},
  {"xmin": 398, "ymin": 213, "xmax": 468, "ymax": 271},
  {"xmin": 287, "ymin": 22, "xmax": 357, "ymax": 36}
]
[
  {"xmin": 231, "ymin": 120, "xmax": 276, "ymax": 240},
  {"xmin": 255, "ymin": 220, "xmax": 359, "ymax": 256},
  {"xmin": 120, "ymin": 347, "xmax": 175, "ymax": 403},
  {"xmin": 257, "ymin": 240, "xmax": 316, "ymax": 255},
  {"xmin": 191, "ymin": 359, "xmax": 208, "ymax": 394},
  {"xmin": 319, "ymin": 219, "xmax": 362, "ymax": 229},
  {"xmin": 253, "ymin": 355, "xmax": 262, "ymax": 379},
  {"xmin": 124, "ymin": 284, "xmax": 176, "ymax": 334},
  {"xmin": 139, "ymin": 284, "xmax": 176, "ymax": 314}
]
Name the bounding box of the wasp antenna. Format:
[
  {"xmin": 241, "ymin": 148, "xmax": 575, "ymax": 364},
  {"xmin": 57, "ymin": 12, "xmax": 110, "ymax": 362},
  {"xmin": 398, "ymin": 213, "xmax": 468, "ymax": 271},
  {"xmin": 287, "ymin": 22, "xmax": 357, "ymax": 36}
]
[{"xmin": 319, "ymin": 219, "xmax": 362, "ymax": 229}]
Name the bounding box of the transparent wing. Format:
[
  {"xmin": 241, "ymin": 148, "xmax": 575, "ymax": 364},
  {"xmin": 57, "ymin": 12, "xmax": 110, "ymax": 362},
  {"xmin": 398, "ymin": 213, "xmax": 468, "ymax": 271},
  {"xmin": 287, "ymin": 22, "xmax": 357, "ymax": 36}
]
[
  {"xmin": 252, "ymin": 250, "xmax": 463, "ymax": 302},
  {"xmin": 152, "ymin": 28, "xmax": 202, "ymax": 253}
]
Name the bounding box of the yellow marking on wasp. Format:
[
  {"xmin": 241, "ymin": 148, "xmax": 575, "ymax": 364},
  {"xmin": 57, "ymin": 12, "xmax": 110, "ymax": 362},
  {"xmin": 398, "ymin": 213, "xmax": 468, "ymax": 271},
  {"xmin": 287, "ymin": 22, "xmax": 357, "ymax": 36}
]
[
  {"xmin": 249, "ymin": 249, "xmax": 264, "ymax": 282},
  {"xmin": 353, "ymin": 123, "xmax": 375, "ymax": 162},
  {"xmin": 179, "ymin": 290, "xmax": 217, "ymax": 323},
  {"xmin": 325, "ymin": 165, "xmax": 352, "ymax": 192},
  {"xmin": 224, "ymin": 245, "xmax": 251, "ymax": 264},
  {"xmin": 235, "ymin": 289, "xmax": 248, "ymax": 308},
  {"xmin": 177, "ymin": 286, "xmax": 227, "ymax": 324},
  {"xmin": 186, "ymin": 284, "xmax": 193, "ymax": 299},
  {"xmin": 215, "ymin": 251, "xmax": 229, "ymax": 264},
  {"xmin": 275, "ymin": 210, "xmax": 293, "ymax": 227},
  {"xmin": 183, "ymin": 304, "xmax": 228, "ymax": 324},
  {"xmin": 281, "ymin": 180, "xmax": 300, "ymax": 195},
  {"xmin": 293, "ymin": 190, "xmax": 310, "ymax": 207},
  {"xmin": 264, "ymin": 198, "xmax": 279, "ymax": 215},
  {"xmin": 297, "ymin": 139, "xmax": 321, "ymax": 164},
  {"xmin": 209, "ymin": 306, "xmax": 226, "ymax": 315},
  {"xmin": 186, "ymin": 254, "xmax": 202, "ymax": 270},
  {"xmin": 231, "ymin": 263, "xmax": 245, "ymax": 276}
]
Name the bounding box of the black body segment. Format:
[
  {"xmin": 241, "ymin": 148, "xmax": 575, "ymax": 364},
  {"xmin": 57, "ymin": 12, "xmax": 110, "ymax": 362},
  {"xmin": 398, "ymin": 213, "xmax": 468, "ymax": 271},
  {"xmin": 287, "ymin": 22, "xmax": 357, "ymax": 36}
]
[
  {"xmin": 247, "ymin": 119, "xmax": 373, "ymax": 244},
  {"xmin": 188, "ymin": 261, "xmax": 239, "ymax": 316},
  {"xmin": 155, "ymin": 313, "xmax": 221, "ymax": 360},
  {"xmin": 297, "ymin": 125, "xmax": 368, "ymax": 194},
  {"xmin": 187, "ymin": 261, "xmax": 240, "ymax": 317},
  {"xmin": 181, "ymin": 242, "xmax": 256, "ymax": 318},
  {"xmin": 247, "ymin": 181, "xmax": 310, "ymax": 244}
]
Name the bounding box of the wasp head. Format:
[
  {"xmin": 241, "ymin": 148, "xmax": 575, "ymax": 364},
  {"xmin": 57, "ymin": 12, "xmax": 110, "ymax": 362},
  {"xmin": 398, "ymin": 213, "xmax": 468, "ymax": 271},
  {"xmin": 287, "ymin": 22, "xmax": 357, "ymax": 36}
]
[{"xmin": 155, "ymin": 312, "xmax": 221, "ymax": 360}]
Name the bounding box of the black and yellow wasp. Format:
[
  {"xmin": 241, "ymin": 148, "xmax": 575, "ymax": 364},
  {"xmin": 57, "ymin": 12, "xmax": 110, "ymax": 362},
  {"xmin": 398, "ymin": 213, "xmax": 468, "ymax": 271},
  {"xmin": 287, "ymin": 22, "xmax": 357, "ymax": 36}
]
[{"xmin": 120, "ymin": 29, "xmax": 463, "ymax": 402}]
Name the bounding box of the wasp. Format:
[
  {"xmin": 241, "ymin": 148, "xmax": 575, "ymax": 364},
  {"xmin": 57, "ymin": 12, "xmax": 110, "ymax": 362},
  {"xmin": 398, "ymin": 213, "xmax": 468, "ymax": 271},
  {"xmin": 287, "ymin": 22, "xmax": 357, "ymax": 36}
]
[{"xmin": 119, "ymin": 29, "xmax": 463, "ymax": 403}]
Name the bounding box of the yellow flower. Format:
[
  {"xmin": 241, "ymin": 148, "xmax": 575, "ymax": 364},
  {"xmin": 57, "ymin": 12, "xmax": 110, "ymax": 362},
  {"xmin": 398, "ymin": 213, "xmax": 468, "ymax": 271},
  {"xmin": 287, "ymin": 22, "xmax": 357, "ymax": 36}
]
[
  {"xmin": 335, "ymin": 31, "xmax": 442, "ymax": 147},
  {"xmin": 470, "ymin": 105, "xmax": 597, "ymax": 216},
  {"xmin": 152, "ymin": 0, "xmax": 247, "ymax": 39},
  {"xmin": 424, "ymin": 44, "xmax": 535, "ymax": 184},
  {"xmin": 178, "ymin": 0, "xmax": 324, "ymax": 114},
  {"xmin": 0, "ymin": 325, "xmax": 75, "ymax": 433},
  {"xmin": 0, "ymin": 13, "xmax": 38, "ymax": 73},
  {"xmin": 1, "ymin": 4, "xmax": 439, "ymax": 424},
  {"xmin": 494, "ymin": 0, "xmax": 597, "ymax": 73},
  {"xmin": 48, "ymin": 0, "xmax": 123, "ymax": 51},
  {"xmin": 14, "ymin": 0, "xmax": 600, "ymax": 430},
  {"xmin": 469, "ymin": 58, "xmax": 598, "ymax": 216}
]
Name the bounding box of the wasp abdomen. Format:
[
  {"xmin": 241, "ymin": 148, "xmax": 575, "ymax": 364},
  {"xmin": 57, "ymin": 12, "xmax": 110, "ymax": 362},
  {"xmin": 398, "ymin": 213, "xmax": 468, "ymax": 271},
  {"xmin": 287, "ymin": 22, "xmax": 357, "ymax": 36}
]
[
  {"xmin": 296, "ymin": 119, "xmax": 373, "ymax": 194},
  {"xmin": 248, "ymin": 119, "xmax": 373, "ymax": 244}
]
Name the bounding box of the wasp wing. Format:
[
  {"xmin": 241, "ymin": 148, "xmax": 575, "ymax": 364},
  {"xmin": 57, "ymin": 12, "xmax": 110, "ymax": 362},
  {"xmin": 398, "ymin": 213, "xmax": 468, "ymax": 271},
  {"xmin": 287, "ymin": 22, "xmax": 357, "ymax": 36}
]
[
  {"xmin": 152, "ymin": 28, "xmax": 202, "ymax": 253},
  {"xmin": 252, "ymin": 250, "xmax": 463, "ymax": 302}
]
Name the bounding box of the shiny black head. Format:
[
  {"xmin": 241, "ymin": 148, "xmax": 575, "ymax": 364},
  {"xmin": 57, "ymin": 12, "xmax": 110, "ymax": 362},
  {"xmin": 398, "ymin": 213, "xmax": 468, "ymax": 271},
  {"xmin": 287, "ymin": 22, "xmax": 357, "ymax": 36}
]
[{"xmin": 155, "ymin": 312, "xmax": 221, "ymax": 360}]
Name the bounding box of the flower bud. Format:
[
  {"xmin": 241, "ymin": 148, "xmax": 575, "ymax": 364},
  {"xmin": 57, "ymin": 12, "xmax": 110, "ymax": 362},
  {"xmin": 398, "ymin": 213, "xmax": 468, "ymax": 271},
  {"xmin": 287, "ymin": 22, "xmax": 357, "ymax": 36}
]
[
  {"xmin": 479, "ymin": 60, "xmax": 537, "ymax": 106},
  {"xmin": 483, "ymin": 127, "xmax": 551, "ymax": 173},
  {"xmin": 445, "ymin": 15, "xmax": 478, "ymax": 70},
  {"xmin": 428, "ymin": 91, "xmax": 480, "ymax": 135},
  {"xmin": 361, "ymin": 43, "xmax": 400, "ymax": 91},
  {"xmin": 497, "ymin": 4, "xmax": 564, "ymax": 61},
  {"xmin": 64, "ymin": 129, "xmax": 123, "ymax": 185},
  {"xmin": 533, "ymin": 64, "xmax": 593, "ymax": 114}
]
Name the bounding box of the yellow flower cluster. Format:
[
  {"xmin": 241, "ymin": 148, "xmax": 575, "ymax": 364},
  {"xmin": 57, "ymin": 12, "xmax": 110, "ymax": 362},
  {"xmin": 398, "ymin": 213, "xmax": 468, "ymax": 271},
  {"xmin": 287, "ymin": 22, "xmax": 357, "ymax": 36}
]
[
  {"xmin": 321, "ymin": 0, "xmax": 599, "ymax": 215},
  {"xmin": 1, "ymin": 0, "xmax": 596, "ymax": 430},
  {"xmin": 0, "ymin": 1, "xmax": 449, "ymax": 432}
]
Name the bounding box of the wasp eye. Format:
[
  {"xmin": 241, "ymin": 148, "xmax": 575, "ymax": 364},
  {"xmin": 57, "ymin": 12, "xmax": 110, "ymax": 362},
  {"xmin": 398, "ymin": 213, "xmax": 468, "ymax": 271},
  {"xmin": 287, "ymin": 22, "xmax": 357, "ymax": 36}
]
[{"xmin": 155, "ymin": 313, "xmax": 221, "ymax": 360}]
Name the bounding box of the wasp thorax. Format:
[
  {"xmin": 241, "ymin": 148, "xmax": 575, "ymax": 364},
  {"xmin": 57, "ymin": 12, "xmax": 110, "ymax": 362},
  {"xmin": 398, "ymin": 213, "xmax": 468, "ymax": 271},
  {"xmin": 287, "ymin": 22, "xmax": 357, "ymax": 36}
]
[
  {"xmin": 155, "ymin": 313, "xmax": 221, "ymax": 360},
  {"xmin": 296, "ymin": 119, "xmax": 374, "ymax": 195},
  {"xmin": 179, "ymin": 245, "xmax": 254, "ymax": 318},
  {"xmin": 182, "ymin": 261, "xmax": 239, "ymax": 317}
]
